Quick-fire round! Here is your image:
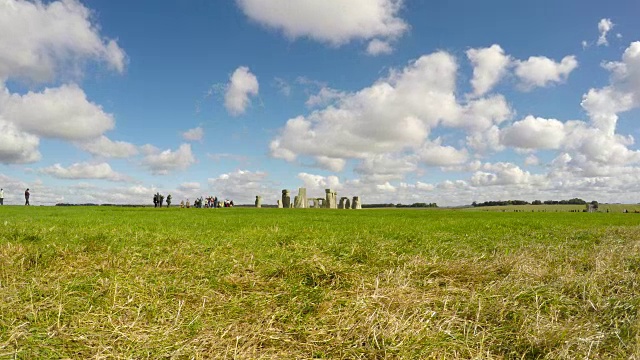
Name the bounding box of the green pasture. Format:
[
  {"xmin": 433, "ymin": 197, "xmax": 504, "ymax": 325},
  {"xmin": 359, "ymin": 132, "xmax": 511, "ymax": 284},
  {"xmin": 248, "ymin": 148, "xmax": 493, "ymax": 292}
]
[{"xmin": 1, "ymin": 206, "xmax": 639, "ymax": 358}]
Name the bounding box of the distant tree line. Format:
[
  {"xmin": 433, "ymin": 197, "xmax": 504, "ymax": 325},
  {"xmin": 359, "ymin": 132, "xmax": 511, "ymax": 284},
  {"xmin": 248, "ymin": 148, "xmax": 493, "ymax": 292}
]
[
  {"xmin": 362, "ymin": 203, "xmax": 438, "ymax": 208},
  {"xmin": 471, "ymin": 198, "xmax": 597, "ymax": 207}
]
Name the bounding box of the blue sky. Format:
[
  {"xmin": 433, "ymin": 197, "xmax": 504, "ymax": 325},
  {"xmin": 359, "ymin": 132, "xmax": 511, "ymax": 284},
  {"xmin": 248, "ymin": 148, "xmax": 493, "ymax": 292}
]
[{"xmin": 1, "ymin": 0, "xmax": 640, "ymax": 205}]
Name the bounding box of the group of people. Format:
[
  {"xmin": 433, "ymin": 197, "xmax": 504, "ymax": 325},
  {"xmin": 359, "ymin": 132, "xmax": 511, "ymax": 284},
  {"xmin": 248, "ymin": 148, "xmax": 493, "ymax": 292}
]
[
  {"xmin": 177, "ymin": 196, "xmax": 234, "ymax": 208},
  {"xmin": 152, "ymin": 193, "xmax": 233, "ymax": 209},
  {"xmin": 0, "ymin": 188, "xmax": 30, "ymax": 206},
  {"xmin": 153, "ymin": 193, "xmax": 172, "ymax": 207}
]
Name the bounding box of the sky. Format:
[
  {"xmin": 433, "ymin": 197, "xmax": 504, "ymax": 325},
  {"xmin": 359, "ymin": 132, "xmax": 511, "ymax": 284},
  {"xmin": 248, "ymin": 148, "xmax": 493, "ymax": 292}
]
[{"xmin": 1, "ymin": 0, "xmax": 640, "ymax": 206}]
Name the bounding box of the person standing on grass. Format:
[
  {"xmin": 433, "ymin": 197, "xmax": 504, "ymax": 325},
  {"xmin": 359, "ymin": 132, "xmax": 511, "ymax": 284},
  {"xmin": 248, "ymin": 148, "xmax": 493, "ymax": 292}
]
[
  {"xmin": 24, "ymin": 188, "xmax": 30, "ymax": 206},
  {"xmin": 0, "ymin": 188, "xmax": 4, "ymax": 205}
]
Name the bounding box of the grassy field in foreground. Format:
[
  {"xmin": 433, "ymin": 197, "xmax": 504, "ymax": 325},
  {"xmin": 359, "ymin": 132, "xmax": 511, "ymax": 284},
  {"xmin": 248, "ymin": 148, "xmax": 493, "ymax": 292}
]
[{"xmin": 0, "ymin": 207, "xmax": 639, "ymax": 359}]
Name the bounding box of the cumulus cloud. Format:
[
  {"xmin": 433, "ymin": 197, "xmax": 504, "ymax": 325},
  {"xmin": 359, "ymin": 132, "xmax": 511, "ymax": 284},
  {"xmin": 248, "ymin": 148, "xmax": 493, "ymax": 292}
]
[
  {"xmin": 355, "ymin": 154, "xmax": 417, "ymax": 182},
  {"xmin": 524, "ymin": 155, "xmax": 540, "ymax": 166},
  {"xmin": 270, "ymin": 52, "xmax": 458, "ymax": 161},
  {"xmin": 297, "ymin": 172, "xmax": 342, "ymax": 192},
  {"xmin": 419, "ymin": 140, "xmax": 468, "ymax": 166},
  {"xmin": 597, "ymin": 18, "xmax": 613, "ymax": 46},
  {"xmin": 237, "ymin": 0, "xmax": 408, "ymax": 52},
  {"xmin": 39, "ymin": 162, "xmax": 130, "ymax": 182},
  {"xmin": 0, "ymin": 118, "xmax": 41, "ymax": 164},
  {"xmin": 76, "ymin": 135, "xmax": 138, "ymax": 158},
  {"xmin": 466, "ymin": 44, "xmax": 511, "ymax": 97},
  {"xmin": 182, "ymin": 126, "xmax": 204, "ymax": 141},
  {"xmin": 581, "ymin": 42, "xmax": 640, "ymax": 135},
  {"xmin": 208, "ymin": 170, "xmax": 274, "ymax": 203},
  {"xmin": 514, "ymin": 55, "xmax": 578, "ymax": 90},
  {"xmin": 270, "ymin": 50, "xmax": 515, "ymax": 174},
  {"xmin": 305, "ymin": 87, "xmax": 345, "ymax": 108},
  {"xmin": 0, "ymin": 83, "xmax": 114, "ymax": 140},
  {"xmin": 0, "ymin": 0, "xmax": 126, "ymax": 83},
  {"xmin": 314, "ymin": 156, "xmax": 347, "ymax": 172},
  {"xmin": 224, "ymin": 66, "xmax": 259, "ymax": 116},
  {"xmin": 466, "ymin": 125, "xmax": 504, "ymax": 154},
  {"xmin": 141, "ymin": 144, "xmax": 196, "ymax": 175},
  {"xmin": 366, "ymin": 39, "xmax": 394, "ymax": 56},
  {"xmin": 500, "ymin": 116, "xmax": 566, "ymax": 150},
  {"xmin": 471, "ymin": 162, "xmax": 547, "ymax": 187}
]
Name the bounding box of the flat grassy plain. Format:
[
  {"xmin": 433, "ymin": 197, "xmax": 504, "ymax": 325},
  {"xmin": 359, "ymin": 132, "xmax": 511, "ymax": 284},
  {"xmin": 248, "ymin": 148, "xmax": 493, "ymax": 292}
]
[{"xmin": 1, "ymin": 207, "xmax": 639, "ymax": 359}]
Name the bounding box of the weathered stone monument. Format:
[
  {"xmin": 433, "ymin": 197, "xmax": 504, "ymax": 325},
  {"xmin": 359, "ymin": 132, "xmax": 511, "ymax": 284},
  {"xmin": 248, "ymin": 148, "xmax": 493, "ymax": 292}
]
[
  {"xmin": 325, "ymin": 189, "xmax": 337, "ymax": 209},
  {"xmin": 255, "ymin": 196, "xmax": 262, "ymax": 208},
  {"xmin": 282, "ymin": 189, "xmax": 291, "ymax": 208},
  {"xmin": 338, "ymin": 197, "xmax": 348, "ymax": 209},
  {"xmin": 309, "ymin": 198, "xmax": 324, "ymax": 208},
  {"xmin": 294, "ymin": 187, "xmax": 308, "ymax": 208},
  {"xmin": 352, "ymin": 196, "xmax": 362, "ymax": 209},
  {"xmin": 279, "ymin": 188, "xmax": 361, "ymax": 210}
]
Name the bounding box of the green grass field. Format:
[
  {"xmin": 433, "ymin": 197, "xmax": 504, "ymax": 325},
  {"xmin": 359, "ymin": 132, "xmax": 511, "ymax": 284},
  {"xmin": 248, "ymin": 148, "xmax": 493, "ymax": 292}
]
[{"xmin": 1, "ymin": 206, "xmax": 639, "ymax": 359}]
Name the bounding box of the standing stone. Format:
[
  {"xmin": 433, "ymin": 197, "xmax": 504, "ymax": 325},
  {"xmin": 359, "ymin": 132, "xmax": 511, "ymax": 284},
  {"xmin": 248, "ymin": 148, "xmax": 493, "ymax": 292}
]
[
  {"xmin": 255, "ymin": 196, "xmax": 262, "ymax": 208},
  {"xmin": 282, "ymin": 190, "xmax": 291, "ymax": 208},
  {"xmin": 339, "ymin": 197, "xmax": 348, "ymax": 209},
  {"xmin": 325, "ymin": 189, "xmax": 338, "ymax": 209},
  {"xmin": 352, "ymin": 196, "xmax": 362, "ymax": 209},
  {"xmin": 277, "ymin": 199, "xmax": 283, "ymax": 208},
  {"xmin": 345, "ymin": 198, "xmax": 351, "ymax": 209},
  {"xmin": 294, "ymin": 187, "xmax": 307, "ymax": 208}
]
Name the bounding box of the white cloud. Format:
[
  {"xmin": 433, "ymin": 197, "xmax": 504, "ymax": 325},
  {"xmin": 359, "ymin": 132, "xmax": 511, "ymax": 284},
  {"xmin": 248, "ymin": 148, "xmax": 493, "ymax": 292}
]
[
  {"xmin": 466, "ymin": 44, "xmax": 511, "ymax": 97},
  {"xmin": 366, "ymin": 39, "xmax": 394, "ymax": 56},
  {"xmin": 305, "ymin": 87, "xmax": 345, "ymax": 108},
  {"xmin": 419, "ymin": 140, "xmax": 468, "ymax": 166},
  {"xmin": 466, "ymin": 125, "xmax": 504, "ymax": 154},
  {"xmin": 354, "ymin": 154, "xmax": 417, "ymax": 182},
  {"xmin": 237, "ymin": 0, "xmax": 408, "ymax": 51},
  {"xmin": 597, "ymin": 18, "xmax": 613, "ymax": 46},
  {"xmin": 514, "ymin": 55, "xmax": 578, "ymax": 90},
  {"xmin": 314, "ymin": 156, "xmax": 347, "ymax": 172},
  {"xmin": 500, "ymin": 116, "xmax": 566, "ymax": 150},
  {"xmin": 0, "ymin": 0, "xmax": 126, "ymax": 83},
  {"xmin": 0, "ymin": 118, "xmax": 41, "ymax": 164},
  {"xmin": 581, "ymin": 42, "xmax": 640, "ymax": 135},
  {"xmin": 39, "ymin": 162, "xmax": 130, "ymax": 182},
  {"xmin": 76, "ymin": 135, "xmax": 138, "ymax": 158},
  {"xmin": 376, "ymin": 181, "xmax": 396, "ymax": 192},
  {"xmin": 141, "ymin": 143, "xmax": 196, "ymax": 175},
  {"xmin": 471, "ymin": 162, "xmax": 547, "ymax": 187},
  {"xmin": 271, "ymin": 50, "xmax": 518, "ymax": 171},
  {"xmin": 524, "ymin": 155, "xmax": 540, "ymax": 166},
  {"xmin": 224, "ymin": 66, "xmax": 259, "ymax": 116},
  {"xmin": 182, "ymin": 126, "xmax": 204, "ymax": 141},
  {"xmin": 270, "ymin": 52, "xmax": 458, "ymax": 161},
  {"xmin": 208, "ymin": 170, "xmax": 274, "ymax": 203},
  {"xmin": 1, "ymin": 83, "xmax": 114, "ymax": 140},
  {"xmin": 448, "ymin": 95, "xmax": 512, "ymax": 131},
  {"xmin": 297, "ymin": 172, "xmax": 342, "ymax": 192}
]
